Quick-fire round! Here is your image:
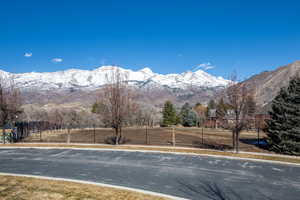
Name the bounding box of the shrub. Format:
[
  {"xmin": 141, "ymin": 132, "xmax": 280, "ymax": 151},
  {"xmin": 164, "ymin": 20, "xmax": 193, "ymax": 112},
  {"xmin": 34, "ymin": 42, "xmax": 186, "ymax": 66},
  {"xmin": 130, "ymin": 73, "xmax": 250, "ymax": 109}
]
[{"xmin": 104, "ymin": 136, "xmax": 129, "ymax": 145}]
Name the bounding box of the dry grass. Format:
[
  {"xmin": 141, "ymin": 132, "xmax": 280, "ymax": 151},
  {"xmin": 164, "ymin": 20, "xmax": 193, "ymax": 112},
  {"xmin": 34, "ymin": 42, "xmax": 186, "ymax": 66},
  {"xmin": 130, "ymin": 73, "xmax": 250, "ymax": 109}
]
[
  {"xmin": 2, "ymin": 143, "xmax": 300, "ymax": 165},
  {"xmin": 23, "ymin": 127, "xmax": 268, "ymax": 152},
  {"xmin": 0, "ymin": 175, "xmax": 168, "ymax": 200}
]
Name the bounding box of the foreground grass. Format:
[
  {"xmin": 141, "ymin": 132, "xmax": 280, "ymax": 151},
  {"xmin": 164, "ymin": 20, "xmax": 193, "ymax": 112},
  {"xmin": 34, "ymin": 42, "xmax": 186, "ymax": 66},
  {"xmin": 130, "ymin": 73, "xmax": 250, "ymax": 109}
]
[
  {"xmin": 0, "ymin": 175, "xmax": 168, "ymax": 200},
  {"xmin": 2, "ymin": 143, "xmax": 300, "ymax": 165}
]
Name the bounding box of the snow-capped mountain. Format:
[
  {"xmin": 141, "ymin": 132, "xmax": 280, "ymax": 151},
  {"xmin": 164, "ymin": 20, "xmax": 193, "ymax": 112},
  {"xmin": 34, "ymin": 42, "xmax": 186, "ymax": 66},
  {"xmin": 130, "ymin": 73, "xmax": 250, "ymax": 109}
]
[{"xmin": 0, "ymin": 66, "xmax": 230, "ymax": 91}]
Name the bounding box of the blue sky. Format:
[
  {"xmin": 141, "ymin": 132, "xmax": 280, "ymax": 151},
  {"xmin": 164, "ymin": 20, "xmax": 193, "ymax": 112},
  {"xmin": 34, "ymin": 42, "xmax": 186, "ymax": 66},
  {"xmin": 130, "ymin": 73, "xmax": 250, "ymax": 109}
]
[{"xmin": 1, "ymin": 0, "xmax": 300, "ymax": 80}]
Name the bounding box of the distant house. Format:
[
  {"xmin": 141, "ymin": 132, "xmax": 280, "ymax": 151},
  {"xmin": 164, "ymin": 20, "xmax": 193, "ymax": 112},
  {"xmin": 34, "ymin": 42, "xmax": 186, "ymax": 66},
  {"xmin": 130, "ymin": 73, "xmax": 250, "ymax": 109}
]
[
  {"xmin": 204, "ymin": 108, "xmax": 270, "ymax": 130},
  {"xmin": 204, "ymin": 109, "xmax": 217, "ymax": 128},
  {"xmin": 254, "ymin": 114, "xmax": 270, "ymax": 129}
]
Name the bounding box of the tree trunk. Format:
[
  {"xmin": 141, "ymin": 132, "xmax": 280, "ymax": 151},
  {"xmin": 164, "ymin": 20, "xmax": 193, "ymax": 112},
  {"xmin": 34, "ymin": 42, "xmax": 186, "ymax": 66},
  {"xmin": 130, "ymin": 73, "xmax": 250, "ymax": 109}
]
[
  {"xmin": 39, "ymin": 129, "xmax": 42, "ymax": 142},
  {"xmin": 145, "ymin": 126, "xmax": 148, "ymax": 144},
  {"xmin": 115, "ymin": 127, "xmax": 119, "ymax": 145},
  {"xmin": 235, "ymin": 131, "xmax": 240, "ymax": 153},
  {"xmin": 232, "ymin": 130, "xmax": 235, "ymax": 151},
  {"xmin": 67, "ymin": 128, "xmax": 71, "ymax": 143},
  {"xmin": 119, "ymin": 127, "xmax": 123, "ymax": 140}
]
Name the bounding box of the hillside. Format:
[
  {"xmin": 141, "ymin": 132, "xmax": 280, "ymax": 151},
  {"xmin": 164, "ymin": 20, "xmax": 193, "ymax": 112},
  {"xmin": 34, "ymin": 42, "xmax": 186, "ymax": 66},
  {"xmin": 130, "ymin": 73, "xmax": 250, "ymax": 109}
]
[{"xmin": 242, "ymin": 60, "xmax": 300, "ymax": 107}]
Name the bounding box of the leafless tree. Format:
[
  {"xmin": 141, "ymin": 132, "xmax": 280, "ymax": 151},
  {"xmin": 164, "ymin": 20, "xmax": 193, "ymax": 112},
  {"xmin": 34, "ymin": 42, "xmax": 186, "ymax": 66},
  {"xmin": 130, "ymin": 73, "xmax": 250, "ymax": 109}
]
[
  {"xmin": 96, "ymin": 67, "xmax": 137, "ymax": 144},
  {"xmin": 61, "ymin": 109, "xmax": 81, "ymax": 143},
  {"xmin": 22, "ymin": 105, "xmax": 48, "ymax": 122},
  {"xmin": 52, "ymin": 109, "xmax": 64, "ymax": 131},
  {"xmin": 135, "ymin": 104, "xmax": 158, "ymax": 127},
  {"xmin": 225, "ymin": 74, "xmax": 256, "ymax": 153},
  {"xmin": 0, "ymin": 77, "xmax": 22, "ymax": 144}
]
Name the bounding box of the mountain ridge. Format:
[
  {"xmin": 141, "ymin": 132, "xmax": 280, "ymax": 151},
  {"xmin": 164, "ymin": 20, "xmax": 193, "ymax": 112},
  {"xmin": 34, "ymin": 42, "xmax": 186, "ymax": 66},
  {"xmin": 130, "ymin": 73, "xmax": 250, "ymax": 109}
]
[
  {"xmin": 242, "ymin": 60, "xmax": 300, "ymax": 107},
  {"xmin": 0, "ymin": 66, "xmax": 230, "ymax": 91}
]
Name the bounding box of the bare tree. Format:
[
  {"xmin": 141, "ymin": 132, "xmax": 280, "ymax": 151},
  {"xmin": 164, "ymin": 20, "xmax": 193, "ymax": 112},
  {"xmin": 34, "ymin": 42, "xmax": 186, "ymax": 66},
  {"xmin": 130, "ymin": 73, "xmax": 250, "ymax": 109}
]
[
  {"xmin": 85, "ymin": 112, "xmax": 102, "ymax": 143},
  {"xmin": 96, "ymin": 67, "xmax": 137, "ymax": 144},
  {"xmin": 61, "ymin": 109, "xmax": 81, "ymax": 143},
  {"xmin": 0, "ymin": 78, "xmax": 22, "ymax": 144},
  {"xmin": 226, "ymin": 74, "xmax": 256, "ymax": 153},
  {"xmin": 52, "ymin": 109, "xmax": 64, "ymax": 131}
]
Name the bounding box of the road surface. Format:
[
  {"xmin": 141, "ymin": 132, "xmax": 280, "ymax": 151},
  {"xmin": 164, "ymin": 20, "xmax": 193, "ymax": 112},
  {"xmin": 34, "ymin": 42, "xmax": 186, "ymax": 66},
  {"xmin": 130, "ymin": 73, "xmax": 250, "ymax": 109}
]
[{"xmin": 0, "ymin": 148, "xmax": 299, "ymax": 200}]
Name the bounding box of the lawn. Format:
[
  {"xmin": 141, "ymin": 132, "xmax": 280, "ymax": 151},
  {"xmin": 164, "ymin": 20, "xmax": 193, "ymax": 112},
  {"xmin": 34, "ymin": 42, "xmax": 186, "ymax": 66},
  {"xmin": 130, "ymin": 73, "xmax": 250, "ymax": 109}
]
[{"xmin": 0, "ymin": 175, "xmax": 168, "ymax": 200}]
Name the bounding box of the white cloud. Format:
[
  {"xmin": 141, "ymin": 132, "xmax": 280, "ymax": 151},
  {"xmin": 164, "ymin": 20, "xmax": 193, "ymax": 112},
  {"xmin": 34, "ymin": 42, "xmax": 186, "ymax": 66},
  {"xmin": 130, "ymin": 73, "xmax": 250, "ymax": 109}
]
[
  {"xmin": 52, "ymin": 58, "xmax": 63, "ymax": 63},
  {"xmin": 24, "ymin": 52, "xmax": 32, "ymax": 57},
  {"xmin": 196, "ymin": 62, "xmax": 215, "ymax": 71}
]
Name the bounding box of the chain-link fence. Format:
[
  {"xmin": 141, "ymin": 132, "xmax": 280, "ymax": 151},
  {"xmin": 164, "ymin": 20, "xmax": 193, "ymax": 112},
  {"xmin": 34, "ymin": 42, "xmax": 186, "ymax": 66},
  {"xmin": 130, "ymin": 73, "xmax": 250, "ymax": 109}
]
[
  {"xmin": 0, "ymin": 121, "xmax": 60, "ymax": 144},
  {"xmin": 18, "ymin": 126, "xmax": 267, "ymax": 152}
]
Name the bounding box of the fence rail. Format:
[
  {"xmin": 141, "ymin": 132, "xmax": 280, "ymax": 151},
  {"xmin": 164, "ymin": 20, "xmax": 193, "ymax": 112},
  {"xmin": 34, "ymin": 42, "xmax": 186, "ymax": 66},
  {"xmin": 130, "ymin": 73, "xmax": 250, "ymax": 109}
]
[{"xmin": 15, "ymin": 126, "xmax": 268, "ymax": 152}]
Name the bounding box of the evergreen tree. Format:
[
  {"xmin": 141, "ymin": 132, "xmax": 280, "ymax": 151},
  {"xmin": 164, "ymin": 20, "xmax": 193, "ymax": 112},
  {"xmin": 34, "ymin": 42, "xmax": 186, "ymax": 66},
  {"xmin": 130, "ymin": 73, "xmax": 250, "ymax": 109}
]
[
  {"xmin": 206, "ymin": 99, "xmax": 216, "ymax": 117},
  {"xmin": 162, "ymin": 101, "xmax": 177, "ymax": 126},
  {"xmin": 91, "ymin": 102, "xmax": 99, "ymax": 113},
  {"xmin": 208, "ymin": 99, "xmax": 216, "ymax": 109},
  {"xmin": 175, "ymin": 113, "xmax": 182, "ymax": 125},
  {"xmin": 195, "ymin": 102, "xmax": 202, "ymax": 107},
  {"xmin": 180, "ymin": 103, "xmax": 198, "ymax": 127},
  {"xmin": 266, "ymin": 76, "xmax": 300, "ymax": 155}
]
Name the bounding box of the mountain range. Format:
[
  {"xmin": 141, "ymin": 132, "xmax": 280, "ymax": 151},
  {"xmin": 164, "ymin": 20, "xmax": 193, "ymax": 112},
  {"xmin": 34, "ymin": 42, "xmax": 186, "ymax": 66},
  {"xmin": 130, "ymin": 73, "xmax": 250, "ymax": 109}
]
[
  {"xmin": 0, "ymin": 66, "xmax": 230, "ymax": 90},
  {"xmin": 2, "ymin": 60, "xmax": 300, "ymax": 110}
]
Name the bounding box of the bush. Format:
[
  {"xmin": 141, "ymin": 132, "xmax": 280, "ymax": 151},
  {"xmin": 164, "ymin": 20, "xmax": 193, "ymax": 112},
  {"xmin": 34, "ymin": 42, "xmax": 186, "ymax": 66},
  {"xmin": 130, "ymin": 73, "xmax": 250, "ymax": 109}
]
[
  {"xmin": 180, "ymin": 103, "xmax": 198, "ymax": 127},
  {"xmin": 104, "ymin": 136, "xmax": 129, "ymax": 145}
]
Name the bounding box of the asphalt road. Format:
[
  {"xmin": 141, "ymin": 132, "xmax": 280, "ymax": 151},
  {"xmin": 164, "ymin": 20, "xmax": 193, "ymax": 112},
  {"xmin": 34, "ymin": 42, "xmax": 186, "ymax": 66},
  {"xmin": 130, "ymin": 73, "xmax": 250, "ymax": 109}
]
[{"xmin": 0, "ymin": 148, "xmax": 299, "ymax": 200}]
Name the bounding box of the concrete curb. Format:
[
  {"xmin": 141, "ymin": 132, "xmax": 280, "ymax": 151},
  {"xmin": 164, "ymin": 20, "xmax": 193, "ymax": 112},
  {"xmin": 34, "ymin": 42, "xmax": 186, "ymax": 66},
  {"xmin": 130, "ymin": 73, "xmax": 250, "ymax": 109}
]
[
  {"xmin": 14, "ymin": 142, "xmax": 300, "ymax": 159},
  {"xmin": 0, "ymin": 172, "xmax": 187, "ymax": 200},
  {"xmin": 1, "ymin": 146, "xmax": 300, "ymax": 167}
]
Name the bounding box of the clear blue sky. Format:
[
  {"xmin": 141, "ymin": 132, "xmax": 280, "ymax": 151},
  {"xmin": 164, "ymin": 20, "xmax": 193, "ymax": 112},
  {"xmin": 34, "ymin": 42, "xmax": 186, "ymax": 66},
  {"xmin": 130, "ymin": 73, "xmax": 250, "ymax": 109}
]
[{"xmin": 1, "ymin": 0, "xmax": 300, "ymax": 80}]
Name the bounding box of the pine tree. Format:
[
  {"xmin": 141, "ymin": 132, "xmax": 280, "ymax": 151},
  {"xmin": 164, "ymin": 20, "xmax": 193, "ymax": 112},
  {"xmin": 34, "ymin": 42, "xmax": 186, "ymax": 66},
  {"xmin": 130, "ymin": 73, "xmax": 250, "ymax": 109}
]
[
  {"xmin": 208, "ymin": 99, "xmax": 216, "ymax": 109},
  {"xmin": 91, "ymin": 102, "xmax": 99, "ymax": 113},
  {"xmin": 180, "ymin": 103, "xmax": 198, "ymax": 127},
  {"xmin": 266, "ymin": 76, "xmax": 300, "ymax": 155},
  {"xmin": 162, "ymin": 101, "xmax": 177, "ymax": 126},
  {"xmin": 206, "ymin": 99, "xmax": 216, "ymax": 117}
]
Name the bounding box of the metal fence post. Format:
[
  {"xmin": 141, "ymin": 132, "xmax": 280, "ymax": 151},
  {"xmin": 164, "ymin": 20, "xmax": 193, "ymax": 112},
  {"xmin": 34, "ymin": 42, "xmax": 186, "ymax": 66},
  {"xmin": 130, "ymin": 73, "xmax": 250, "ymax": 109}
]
[
  {"xmin": 202, "ymin": 127, "xmax": 204, "ymax": 145},
  {"xmin": 172, "ymin": 127, "xmax": 176, "ymax": 147},
  {"xmin": 93, "ymin": 125, "xmax": 96, "ymax": 144},
  {"xmin": 40, "ymin": 129, "xmax": 42, "ymax": 142},
  {"xmin": 145, "ymin": 126, "xmax": 148, "ymax": 145},
  {"xmin": 67, "ymin": 128, "xmax": 71, "ymax": 144},
  {"xmin": 257, "ymin": 128, "xmax": 260, "ymax": 146}
]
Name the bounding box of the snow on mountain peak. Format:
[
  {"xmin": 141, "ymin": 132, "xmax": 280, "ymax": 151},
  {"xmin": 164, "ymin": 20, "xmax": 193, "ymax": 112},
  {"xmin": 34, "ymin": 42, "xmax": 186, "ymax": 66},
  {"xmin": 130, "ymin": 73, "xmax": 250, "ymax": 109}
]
[
  {"xmin": 139, "ymin": 67, "xmax": 153, "ymax": 74},
  {"xmin": 0, "ymin": 66, "xmax": 230, "ymax": 90}
]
